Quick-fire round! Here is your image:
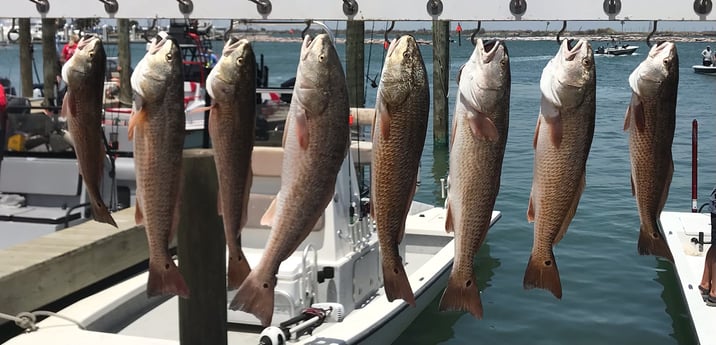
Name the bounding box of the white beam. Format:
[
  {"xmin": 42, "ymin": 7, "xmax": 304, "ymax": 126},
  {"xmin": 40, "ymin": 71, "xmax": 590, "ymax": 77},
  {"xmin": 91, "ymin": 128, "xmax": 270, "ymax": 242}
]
[{"xmin": 4, "ymin": 0, "xmax": 714, "ymax": 21}]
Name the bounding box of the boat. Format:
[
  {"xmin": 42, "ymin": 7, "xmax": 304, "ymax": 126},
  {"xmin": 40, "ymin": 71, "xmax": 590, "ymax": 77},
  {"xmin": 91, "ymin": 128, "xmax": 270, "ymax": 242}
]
[
  {"xmin": 659, "ymin": 211, "xmax": 715, "ymax": 345},
  {"xmin": 0, "ymin": 130, "xmax": 503, "ymax": 344},
  {"xmin": 692, "ymin": 64, "xmax": 716, "ymax": 75},
  {"xmin": 595, "ymin": 44, "xmax": 639, "ymax": 56}
]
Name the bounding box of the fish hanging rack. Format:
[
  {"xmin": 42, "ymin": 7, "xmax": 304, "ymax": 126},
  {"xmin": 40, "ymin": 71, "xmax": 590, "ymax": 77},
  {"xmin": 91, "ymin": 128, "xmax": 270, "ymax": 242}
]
[{"xmin": 5, "ymin": 0, "xmax": 713, "ymax": 21}]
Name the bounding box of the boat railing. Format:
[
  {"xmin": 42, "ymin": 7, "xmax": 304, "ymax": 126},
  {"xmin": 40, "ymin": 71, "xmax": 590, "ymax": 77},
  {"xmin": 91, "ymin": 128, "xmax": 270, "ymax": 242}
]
[{"xmin": 300, "ymin": 244, "xmax": 319, "ymax": 307}]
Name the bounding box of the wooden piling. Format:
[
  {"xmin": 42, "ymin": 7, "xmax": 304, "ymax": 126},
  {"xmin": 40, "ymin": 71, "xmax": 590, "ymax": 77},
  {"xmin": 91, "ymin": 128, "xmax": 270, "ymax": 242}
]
[
  {"xmin": 41, "ymin": 19, "xmax": 58, "ymax": 106},
  {"xmin": 117, "ymin": 19, "xmax": 132, "ymax": 107},
  {"xmin": 177, "ymin": 149, "xmax": 227, "ymax": 345},
  {"xmin": 18, "ymin": 18, "xmax": 32, "ymax": 97},
  {"xmin": 346, "ymin": 20, "xmax": 365, "ymax": 108},
  {"xmin": 432, "ymin": 20, "xmax": 450, "ymax": 146}
]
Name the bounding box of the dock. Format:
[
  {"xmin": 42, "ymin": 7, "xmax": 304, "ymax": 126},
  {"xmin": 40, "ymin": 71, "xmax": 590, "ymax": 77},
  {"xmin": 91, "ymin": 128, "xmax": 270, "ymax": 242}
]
[{"xmin": 0, "ymin": 208, "xmax": 151, "ymax": 326}]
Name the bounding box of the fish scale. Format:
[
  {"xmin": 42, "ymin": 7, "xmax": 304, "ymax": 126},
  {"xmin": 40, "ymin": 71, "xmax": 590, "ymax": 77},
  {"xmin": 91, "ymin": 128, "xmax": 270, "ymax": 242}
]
[
  {"xmin": 439, "ymin": 39, "xmax": 510, "ymax": 319},
  {"xmin": 372, "ymin": 35, "xmax": 430, "ymax": 307}
]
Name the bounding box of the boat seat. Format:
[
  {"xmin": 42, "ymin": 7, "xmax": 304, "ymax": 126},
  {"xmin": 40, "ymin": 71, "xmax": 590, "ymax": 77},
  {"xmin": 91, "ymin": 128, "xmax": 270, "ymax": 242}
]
[
  {"xmin": 246, "ymin": 146, "xmax": 324, "ymax": 231},
  {"xmin": 0, "ymin": 157, "xmax": 80, "ymax": 196}
]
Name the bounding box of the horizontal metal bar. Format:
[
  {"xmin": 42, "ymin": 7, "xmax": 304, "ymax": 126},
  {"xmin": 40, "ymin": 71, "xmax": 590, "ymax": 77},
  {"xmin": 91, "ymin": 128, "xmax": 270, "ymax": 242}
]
[{"xmin": 3, "ymin": 0, "xmax": 714, "ymax": 21}]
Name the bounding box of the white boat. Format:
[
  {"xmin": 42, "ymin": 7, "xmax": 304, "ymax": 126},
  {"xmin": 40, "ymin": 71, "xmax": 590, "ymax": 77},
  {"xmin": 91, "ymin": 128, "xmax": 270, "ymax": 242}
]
[
  {"xmin": 692, "ymin": 64, "xmax": 716, "ymax": 75},
  {"xmin": 660, "ymin": 211, "xmax": 715, "ymax": 345},
  {"xmin": 1, "ymin": 142, "xmax": 502, "ymax": 345},
  {"xmin": 595, "ymin": 44, "xmax": 639, "ymax": 56}
]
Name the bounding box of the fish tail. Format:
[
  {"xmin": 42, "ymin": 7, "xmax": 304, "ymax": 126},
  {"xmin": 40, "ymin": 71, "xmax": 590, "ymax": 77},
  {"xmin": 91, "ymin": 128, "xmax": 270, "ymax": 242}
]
[
  {"xmin": 523, "ymin": 252, "xmax": 562, "ymax": 299},
  {"xmin": 91, "ymin": 200, "xmax": 118, "ymax": 228},
  {"xmin": 382, "ymin": 258, "xmax": 416, "ymax": 307},
  {"xmin": 227, "ymin": 248, "xmax": 251, "ymax": 290},
  {"xmin": 147, "ymin": 259, "xmax": 190, "ymax": 298},
  {"xmin": 229, "ymin": 271, "xmax": 275, "ymax": 327},
  {"xmin": 438, "ymin": 272, "xmax": 483, "ymax": 319},
  {"xmin": 637, "ymin": 224, "xmax": 674, "ymax": 262}
]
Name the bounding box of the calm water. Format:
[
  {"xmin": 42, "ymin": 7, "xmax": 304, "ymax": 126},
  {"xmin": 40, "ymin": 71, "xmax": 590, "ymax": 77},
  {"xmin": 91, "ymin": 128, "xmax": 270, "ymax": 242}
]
[{"xmin": 1, "ymin": 35, "xmax": 714, "ymax": 345}]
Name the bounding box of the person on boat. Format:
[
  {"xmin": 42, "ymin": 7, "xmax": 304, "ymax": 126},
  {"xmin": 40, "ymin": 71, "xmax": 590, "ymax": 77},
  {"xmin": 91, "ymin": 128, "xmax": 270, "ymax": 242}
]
[
  {"xmin": 701, "ymin": 46, "xmax": 713, "ymax": 66},
  {"xmin": 699, "ymin": 186, "xmax": 716, "ymax": 306},
  {"xmin": 61, "ymin": 34, "xmax": 80, "ymax": 65},
  {"xmin": 206, "ymin": 49, "xmax": 218, "ymax": 69}
]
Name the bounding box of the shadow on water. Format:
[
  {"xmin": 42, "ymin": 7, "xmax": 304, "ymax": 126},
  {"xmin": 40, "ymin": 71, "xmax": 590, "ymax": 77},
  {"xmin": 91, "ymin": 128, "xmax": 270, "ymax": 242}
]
[
  {"xmin": 431, "ymin": 143, "xmax": 449, "ymax": 206},
  {"xmin": 653, "ymin": 258, "xmax": 699, "ymax": 345},
  {"xmin": 394, "ymin": 242, "xmax": 501, "ymax": 345}
]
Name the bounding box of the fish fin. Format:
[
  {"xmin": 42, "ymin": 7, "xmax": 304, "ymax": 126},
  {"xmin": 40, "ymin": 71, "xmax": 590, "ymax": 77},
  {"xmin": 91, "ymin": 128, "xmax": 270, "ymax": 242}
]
[
  {"xmin": 217, "ymin": 192, "xmax": 223, "ymax": 216},
  {"xmin": 532, "ymin": 116, "xmax": 541, "ymax": 149},
  {"xmin": 523, "ymin": 252, "xmax": 562, "ymax": 299},
  {"xmin": 227, "ymin": 246, "xmax": 251, "ymax": 289},
  {"xmin": 438, "ymin": 273, "xmax": 483, "ymax": 319},
  {"xmin": 382, "ymin": 257, "xmax": 416, "ymax": 307},
  {"xmin": 61, "ymin": 90, "xmax": 75, "ymax": 118},
  {"xmin": 445, "ymin": 197, "xmax": 454, "ymax": 233},
  {"xmin": 260, "ymin": 194, "xmax": 279, "ymax": 227},
  {"xmin": 91, "ymin": 199, "xmax": 117, "ymax": 228},
  {"xmin": 295, "ymin": 109, "xmax": 309, "ymax": 150},
  {"xmin": 229, "ymin": 271, "xmax": 275, "ymax": 327},
  {"xmin": 553, "ymin": 172, "xmax": 585, "ymax": 245},
  {"xmin": 467, "ymin": 111, "xmax": 499, "ymax": 142},
  {"xmin": 629, "ymin": 94, "xmax": 645, "ymax": 132},
  {"xmin": 623, "ymin": 98, "xmax": 633, "ymax": 131},
  {"xmin": 630, "ymin": 174, "xmax": 636, "ymax": 196},
  {"xmin": 147, "ymin": 259, "xmax": 190, "ymax": 298},
  {"xmin": 540, "ymin": 96, "xmax": 562, "ymax": 148},
  {"xmin": 377, "ymin": 97, "xmax": 391, "ymax": 140},
  {"xmin": 637, "ymin": 223, "xmax": 674, "ymax": 262},
  {"xmin": 527, "ymin": 193, "xmax": 535, "ymax": 223},
  {"xmin": 135, "ymin": 199, "xmax": 144, "ymax": 225},
  {"xmin": 128, "ymin": 107, "xmax": 147, "ymax": 141}
]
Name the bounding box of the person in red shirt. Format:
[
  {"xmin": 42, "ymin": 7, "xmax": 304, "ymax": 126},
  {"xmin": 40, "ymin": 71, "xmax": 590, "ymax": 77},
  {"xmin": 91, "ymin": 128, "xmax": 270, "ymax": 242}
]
[{"xmin": 61, "ymin": 34, "xmax": 80, "ymax": 64}]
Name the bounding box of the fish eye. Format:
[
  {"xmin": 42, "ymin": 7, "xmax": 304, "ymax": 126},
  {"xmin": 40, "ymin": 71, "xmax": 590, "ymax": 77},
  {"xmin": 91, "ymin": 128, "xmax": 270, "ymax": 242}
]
[
  {"xmin": 89, "ymin": 52, "xmax": 94, "ymax": 58},
  {"xmin": 403, "ymin": 52, "xmax": 410, "ymax": 59},
  {"xmin": 237, "ymin": 57, "xmax": 244, "ymax": 65},
  {"xmin": 319, "ymin": 54, "xmax": 325, "ymax": 62},
  {"xmin": 582, "ymin": 57, "xmax": 591, "ymax": 67},
  {"xmin": 166, "ymin": 53, "xmax": 173, "ymax": 62},
  {"xmin": 663, "ymin": 58, "xmax": 671, "ymax": 65}
]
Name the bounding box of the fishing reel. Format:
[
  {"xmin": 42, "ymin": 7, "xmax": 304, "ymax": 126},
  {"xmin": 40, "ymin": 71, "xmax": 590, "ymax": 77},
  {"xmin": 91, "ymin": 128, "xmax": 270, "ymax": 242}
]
[{"xmin": 258, "ymin": 327, "xmax": 286, "ymax": 345}]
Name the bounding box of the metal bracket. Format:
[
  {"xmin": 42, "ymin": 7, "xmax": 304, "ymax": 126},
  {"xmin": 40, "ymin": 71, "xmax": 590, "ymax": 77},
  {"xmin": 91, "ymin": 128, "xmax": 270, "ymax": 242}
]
[
  {"xmin": 342, "ymin": 0, "xmax": 358, "ymax": 17},
  {"xmin": 509, "ymin": 0, "xmax": 527, "ymax": 19},
  {"xmin": 603, "ymin": 0, "xmax": 621, "ymax": 19},
  {"xmin": 426, "ymin": 0, "xmax": 443, "ymax": 17},
  {"xmin": 694, "ymin": 0, "xmax": 713, "ymax": 17},
  {"xmin": 177, "ymin": 0, "xmax": 193, "ymax": 15},
  {"xmin": 100, "ymin": 0, "xmax": 119, "ymax": 15},
  {"xmin": 249, "ymin": 0, "xmax": 272, "ymax": 17},
  {"xmin": 29, "ymin": 0, "xmax": 50, "ymax": 15}
]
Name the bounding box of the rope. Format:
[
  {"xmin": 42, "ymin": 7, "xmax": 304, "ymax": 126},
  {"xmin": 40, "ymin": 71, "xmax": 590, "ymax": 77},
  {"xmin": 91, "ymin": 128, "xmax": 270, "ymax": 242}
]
[{"xmin": 0, "ymin": 310, "xmax": 86, "ymax": 332}]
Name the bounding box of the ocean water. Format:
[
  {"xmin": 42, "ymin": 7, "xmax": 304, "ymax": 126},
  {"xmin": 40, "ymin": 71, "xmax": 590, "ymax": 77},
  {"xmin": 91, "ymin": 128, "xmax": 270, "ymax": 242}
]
[{"xmin": 0, "ymin": 35, "xmax": 714, "ymax": 345}]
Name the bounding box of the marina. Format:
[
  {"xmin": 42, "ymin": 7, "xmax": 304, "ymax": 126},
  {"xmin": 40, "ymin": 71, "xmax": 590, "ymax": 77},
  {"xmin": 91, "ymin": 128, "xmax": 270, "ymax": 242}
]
[{"xmin": 0, "ymin": 1, "xmax": 715, "ymax": 345}]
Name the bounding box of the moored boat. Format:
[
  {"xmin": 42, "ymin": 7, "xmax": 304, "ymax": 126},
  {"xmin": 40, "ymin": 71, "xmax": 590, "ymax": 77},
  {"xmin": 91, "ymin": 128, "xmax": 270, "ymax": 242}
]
[{"xmin": 692, "ymin": 64, "xmax": 716, "ymax": 75}]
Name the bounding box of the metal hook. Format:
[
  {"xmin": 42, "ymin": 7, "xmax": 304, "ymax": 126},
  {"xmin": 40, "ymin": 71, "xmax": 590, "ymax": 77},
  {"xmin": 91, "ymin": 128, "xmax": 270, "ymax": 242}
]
[
  {"xmin": 29, "ymin": 0, "xmax": 50, "ymax": 14},
  {"xmin": 224, "ymin": 20, "xmax": 238, "ymax": 41},
  {"xmin": 177, "ymin": 0, "xmax": 193, "ymax": 14},
  {"xmin": 646, "ymin": 20, "xmax": 658, "ymax": 47},
  {"xmin": 248, "ymin": 0, "xmax": 272, "ymax": 16},
  {"xmin": 143, "ymin": 18, "xmax": 158, "ymax": 43},
  {"xmin": 471, "ymin": 21, "xmax": 481, "ymax": 46},
  {"xmin": 312, "ymin": 21, "xmax": 336, "ymax": 44},
  {"xmin": 301, "ymin": 20, "xmax": 312, "ymax": 38},
  {"xmin": 384, "ymin": 20, "xmax": 395, "ymax": 49},
  {"xmin": 99, "ymin": 0, "xmax": 118, "ymax": 15},
  {"xmin": 7, "ymin": 19, "xmax": 19, "ymax": 44},
  {"xmin": 556, "ymin": 20, "xmax": 567, "ymax": 45}
]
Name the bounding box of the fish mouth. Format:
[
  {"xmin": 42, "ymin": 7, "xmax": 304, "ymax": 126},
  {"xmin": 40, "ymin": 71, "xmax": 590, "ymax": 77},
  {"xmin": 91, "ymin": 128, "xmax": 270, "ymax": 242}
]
[
  {"xmin": 479, "ymin": 39, "xmax": 501, "ymax": 64},
  {"xmin": 223, "ymin": 36, "xmax": 243, "ymax": 57},
  {"xmin": 148, "ymin": 32, "xmax": 170, "ymax": 54},
  {"xmin": 648, "ymin": 41, "xmax": 675, "ymax": 59},
  {"xmin": 77, "ymin": 34, "xmax": 99, "ymax": 50},
  {"xmin": 562, "ymin": 39, "xmax": 586, "ymax": 61}
]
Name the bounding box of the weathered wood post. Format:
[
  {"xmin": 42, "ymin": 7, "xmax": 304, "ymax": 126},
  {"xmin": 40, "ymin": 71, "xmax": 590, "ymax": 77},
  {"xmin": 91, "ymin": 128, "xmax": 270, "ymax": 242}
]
[
  {"xmin": 177, "ymin": 149, "xmax": 227, "ymax": 345},
  {"xmin": 432, "ymin": 20, "xmax": 450, "ymax": 146},
  {"xmin": 18, "ymin": 18, "xmax": 33, "ymax": 97},
  {"xmin": 345, "ymin": 20, "xmax": 365, "ymax": 108},
  {"xmin": 41, "ymin": 18, "xmax": 59, "ymax": 106},
  {"xmin": 117, "ymin": 18, "xmax": 132, "ymax": 107}
]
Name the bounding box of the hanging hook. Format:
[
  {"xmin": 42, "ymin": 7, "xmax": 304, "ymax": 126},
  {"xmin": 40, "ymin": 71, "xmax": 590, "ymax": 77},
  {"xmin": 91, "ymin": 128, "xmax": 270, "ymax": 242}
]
[
  {"xmin": 224, "ymin": 20, "xmax": 238, "ymax": 41},
  {"xmin": 311, "ymin": 21, "xmax": 336, "ymax": 44},
  {"xmin": 301, "ymin": 20, "xmax": 312, "ymax": 38},
  {"xmin": 646, "ymin": 20, "xmax": 658, "ymax": 47},
  {"xmin": 7, "ymin": 19, "xmax": 19, "ymax": 44},
  {"xmin": 29, "ymin": 0, "xmax": 50, "ymax": 14},
  {"xmin": 383, "ymin": 20, "xmax": 395, "ymax": 50},
  {"xmin": 471, "ymin": 21, "xmax": 481, "ymax": 46},
  {"xmin": 248, "ymin": 0, "xmax": 272, "ymax": 17},
  {"xmin": 556, "ymin": 20, "xmax": 567, "ymax": 45},
  {"xmin": 143, "ymin": 18, "xmax": 158, "ymax": 43},
  {"xmin": 99, "ymin": 0, "xmax": 118, "ymax": 15}
]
